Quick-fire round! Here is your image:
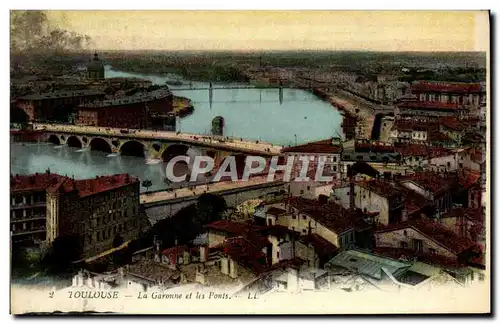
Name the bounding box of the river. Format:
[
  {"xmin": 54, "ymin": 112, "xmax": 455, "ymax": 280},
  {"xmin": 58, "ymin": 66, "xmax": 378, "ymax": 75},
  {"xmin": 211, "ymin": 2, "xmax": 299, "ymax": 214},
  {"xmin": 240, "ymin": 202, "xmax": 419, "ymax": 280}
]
[
  {"xmin": 11, "ymin": 67, "xmax": 343, "ymax": 192},
  {"xmin": 105, "ymin": 66, "xmax": 343, "ymax": 146}
]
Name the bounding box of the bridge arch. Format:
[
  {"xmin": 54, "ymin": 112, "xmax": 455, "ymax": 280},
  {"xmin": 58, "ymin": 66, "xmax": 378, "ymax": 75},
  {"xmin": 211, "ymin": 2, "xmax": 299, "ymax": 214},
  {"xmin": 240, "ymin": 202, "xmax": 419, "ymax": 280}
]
[
  {"xmin": 161, "ymin": 144, "xmax": 190, "ymax": 163},
  {"xmin": 66, "ymin": 136, "xmax": 82, "ymax": 148},
  {"xmin": 48, "ymin": 134, "xmax": 61, "ymax": 145},
  {"xmin": 89, "ymin": 137, "xmax": 112, "ymax": 154},
  {"xmin": 120, "ymin": 140, "xmax": 146, "ymax": 158}
]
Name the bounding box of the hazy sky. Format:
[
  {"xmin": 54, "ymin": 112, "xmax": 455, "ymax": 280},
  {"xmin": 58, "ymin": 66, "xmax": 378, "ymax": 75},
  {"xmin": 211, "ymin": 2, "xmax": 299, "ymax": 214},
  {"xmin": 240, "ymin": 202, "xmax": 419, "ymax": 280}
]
[{"xmin": 47, "ymin": 11, "xmax": 489, "ymax": 52}]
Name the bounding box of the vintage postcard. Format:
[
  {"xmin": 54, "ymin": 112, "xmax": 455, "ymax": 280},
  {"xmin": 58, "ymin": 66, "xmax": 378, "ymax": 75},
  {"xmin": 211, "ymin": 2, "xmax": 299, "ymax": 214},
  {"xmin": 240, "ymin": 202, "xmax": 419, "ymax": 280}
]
[{"xmin": 9, "ymin": 10, "xmax": 490, "ymax": 315}]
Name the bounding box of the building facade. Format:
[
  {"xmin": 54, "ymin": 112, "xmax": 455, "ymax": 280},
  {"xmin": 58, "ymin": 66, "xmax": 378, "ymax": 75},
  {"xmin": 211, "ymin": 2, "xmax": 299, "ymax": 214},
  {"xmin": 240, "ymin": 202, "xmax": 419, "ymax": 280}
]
[
  {"xmin": 17, "ymin": 90, "xmax": 105, "ymax": 122},
  {"xmin": 76, "ymin": 89, "xmax": 173, "ymax": 129},
  {"xmin": 10, "ymin": 172, "xmax": 142, "ymax": 258},
  {"xmin": 46, "ymin": 174, "xmax": 141, "ymax": 257}
]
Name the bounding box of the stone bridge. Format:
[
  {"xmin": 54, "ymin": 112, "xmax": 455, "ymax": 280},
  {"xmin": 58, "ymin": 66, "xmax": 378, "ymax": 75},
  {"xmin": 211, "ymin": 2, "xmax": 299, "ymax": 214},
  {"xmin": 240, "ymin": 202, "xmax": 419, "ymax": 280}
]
[{"xmin": 34, "ymin": 123, "xmax": 282, "ymax": 165}]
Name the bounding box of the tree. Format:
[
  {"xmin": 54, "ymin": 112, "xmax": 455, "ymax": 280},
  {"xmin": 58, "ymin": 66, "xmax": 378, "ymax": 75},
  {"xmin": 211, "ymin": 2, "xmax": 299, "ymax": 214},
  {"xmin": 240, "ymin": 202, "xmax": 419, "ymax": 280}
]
[
  {"xmin": 142, "ymin": 180, "xmax": 153, "ymax": 193},
  {"xmin": 41, "ymin": 235, "xmax": 83, "ymax": 274}
]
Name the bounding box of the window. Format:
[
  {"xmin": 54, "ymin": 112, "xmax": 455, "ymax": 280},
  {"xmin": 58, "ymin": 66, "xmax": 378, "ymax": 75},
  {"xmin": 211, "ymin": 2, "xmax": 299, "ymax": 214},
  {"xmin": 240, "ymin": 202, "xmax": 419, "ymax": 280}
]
[
  {"xmin": 300, "ymin": 190, "xmax": 304, "ymax": 195},
  {"xmin": 292, "ymin": 214, "xmax": 296, "ymax": 219},
  {"xmin": 302, "ymin": 215, "xmax": 307, "ymax": 220},
  {"xmin": 400, "ymin": 241, "xmax": 408, "ymax": 248},
  {"xmin": 333, "ymin": 166, "xmax": 337, "ymax": 172},
  {"xmin": 307, "ymin": 186, "xmax": 310, "ymax": 191},
  {"xmin": 412, "ymin": 239, "xmax": 423, "ymax": 252},
  {"xmin": 447, "ymin": 162, "xmax": 451, "ymax": 168},
  {"xmin": 429, "ymin": 248, "xmax": 436, "ymax": 255},
  {"xmin": 302, "ymin": 229, "xmax": 307, "ymax": 234},
  {"xmin": 276, "ymin": 251, "xmax": 280, "ymax": 259},
  {"xmin": 403, "ymin": 230, "xmax": 407, "ymax": 236}
]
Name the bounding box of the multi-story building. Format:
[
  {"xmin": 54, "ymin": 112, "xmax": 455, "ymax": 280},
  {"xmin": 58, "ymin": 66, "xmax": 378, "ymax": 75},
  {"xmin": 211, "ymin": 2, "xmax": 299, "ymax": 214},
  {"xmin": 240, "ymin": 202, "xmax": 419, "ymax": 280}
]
[
  {"xmin": 281, "ymin": 137, "xmax": 343, "ymax": 183},
  {"xmin": 396, "ymin": 81, "xmax": 486, "ymax": 118},
  {"xmin": 17, "ymin": 90, "xmax": 106, "ymax": 122},
  {"xmin": 76, "ymin": 88, "xmax": 173, "ymax": 129},
  {"xmin": 10, "ymin": 172, "xmax": 66, "ymax": 246},
  {"xmin": 46, "ymin": 173, "xmax": 141, "ymax": 257},
  {"xmin": 10, "ymin": 172, "xmax": 142, "ymax": 257}
]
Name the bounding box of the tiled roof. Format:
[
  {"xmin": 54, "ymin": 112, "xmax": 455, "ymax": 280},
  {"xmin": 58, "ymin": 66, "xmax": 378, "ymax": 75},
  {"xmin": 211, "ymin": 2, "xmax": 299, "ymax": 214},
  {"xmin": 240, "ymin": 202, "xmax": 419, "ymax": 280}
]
[
  {"xmin": 457, "ymin": 169, "xmax": 481, "ymax": 189},
  {"xmin": 400, "ymin": 171, "xmax": 454, "ymax": 195},
  {"xmin": 357, "ymin": 179, "xmax": 402, "ymax": 199},
  {"xmin": 11, "ymin": 172, "xmax": 67, "ymax": 192},
  {"xmin": 395, "ymin": 184, "xmax": 433, "ymax": 217},
  {"xmin": 46, "ymin": 174, "xmax": 138, "ymax": 197},
  {"xmin": 428, "ymin": 131, "xmax": 452, "ymax": 142},
  {"xmin": 288, "ymin": 197, "xmax": 370, "ymax": 234},
  {"xmin": 205, "ymin": 220, "xmax": 266, "ymax": 236},
  {"xmin": 375, "ymin": 218, "xmax": 476, "ymax": 254},
  {"xmin": 299, "ymin": 233, "xmax": 339, "ymax": 256},
  {"xmin": 220, "ymin": 236, "xmax": 269, "ymax": 274},
  {"xmin": 394, "ymin": 144, "xmax": 450, "ymax": 158},
  {"xmin": 79, "ymin": 89, "xmax": 172, "ymax": 109},
  {"xmin": 393, "ymin": 119, "xmax": 439, "ymax": 132},
  {"xmin": 411, "ymin": 81, "xmax": 484, "ymax": 94},
  {"xmin": 441, "ymin": 207, "xmax": 485, "ymax": 225},
  {"xmin": 398, "ymin": 101, "xmax": 459, "ymax": 110},
  {"xmin": 282, "ymin": 138, "xmax": 342, "ymax": 154},
  {"xmin": 20, "ymin": 89, "xmax": 105, "ymax": 101},
  {"xmin": 439, "ymin": 117, "xmax": 468, "ymax": 131}
]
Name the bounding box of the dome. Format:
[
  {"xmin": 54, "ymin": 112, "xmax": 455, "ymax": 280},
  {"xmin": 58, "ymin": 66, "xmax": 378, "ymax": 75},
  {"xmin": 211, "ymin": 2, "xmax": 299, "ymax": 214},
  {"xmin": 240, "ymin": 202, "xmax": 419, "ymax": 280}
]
[{"xmin": 87, "ymin": 53, "xmax": 104, "ymax": 72}]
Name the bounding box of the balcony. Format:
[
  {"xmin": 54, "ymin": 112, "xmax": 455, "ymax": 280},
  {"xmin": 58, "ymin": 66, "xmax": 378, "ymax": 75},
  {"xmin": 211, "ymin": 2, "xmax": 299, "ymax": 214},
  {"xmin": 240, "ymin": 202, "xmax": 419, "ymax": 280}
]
[
  {"xmin": 10, "ymin": 201, "xmax": 46, "ymax": 210},
  {"xmin": 11, "ymin": 227, "xmax": 46, "ymax": 236},
  {"xmin": 11, "ymin": 216, "xmax": 46, "ymax": 223}
]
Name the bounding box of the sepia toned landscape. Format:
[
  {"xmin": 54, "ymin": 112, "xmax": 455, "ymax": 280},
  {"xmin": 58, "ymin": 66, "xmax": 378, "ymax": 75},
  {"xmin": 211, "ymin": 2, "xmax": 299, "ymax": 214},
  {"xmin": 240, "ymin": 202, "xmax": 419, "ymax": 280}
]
[{"xmin": 9, "ymin": 10, "xmax": 490, "ymax": 315}]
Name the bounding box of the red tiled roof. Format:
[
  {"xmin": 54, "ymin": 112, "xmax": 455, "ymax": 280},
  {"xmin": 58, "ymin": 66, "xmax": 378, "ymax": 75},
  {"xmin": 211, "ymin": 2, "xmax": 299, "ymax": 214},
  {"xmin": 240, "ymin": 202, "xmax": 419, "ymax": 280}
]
[
  {"xmin": 394, "ymin": 144, "xmax": 451, "ymax": 159},
  {"xmin": 11, "ymin": 172, "xmax": 67, "ymax": 192},
  {"xmin": 205, "ymin": 220, "xmax": 266, "ymax": 236},
  {"xmin": 220, "ymin": 236, "xmax": 268, "ymax": 274},
  {"xmin": 439, "ymin": 117, "xmax": 468, "ymax": 131},
  {"xmin": 411, "ymin": 81, "xmax": 484, "ymax": 94},
  {"xmin": 299, "ymin": 233, "xmax": 339, "ymax": 256},
  {"xmin": 282, "ymin": 138, "xmax": 342, "ymax": 154},
  {"xmin": 400, "ymin": 171, "xmax": 454, "ymax": 195},
  {"xmin": 428, "ymin": 131, "xmax": 452, "ymax": 142},
  {"xmin": 288, "ymin": 197, "xmax": 370, "ymax": 234},
  {"xmin": 393, "ymin": 119, "xmax": 439, "ymax": 132},
  {"xmin": 375, "ymin": 218, "xmax": 476, "ymax": 255},
  {"xmin": 357, "ymin": 179, "xmax": 402, "ymax": 199},
  {"xmin": 441, "ymin": 207, "xmax": 485, "ymax": 225},
  {"xmin": 398, "ymin": 101, "xmax": 459, "ymax": 110},
  {"xmin": 47, "ymin": 174, "xmax": 138, "ymax": 197},
  {"xmin": 457, "ymin": 169, "xmax": 481, "ymax": 189},
  {"xmin": 395, "ymin": 184, "xmax": 432, "ymax": 217}
]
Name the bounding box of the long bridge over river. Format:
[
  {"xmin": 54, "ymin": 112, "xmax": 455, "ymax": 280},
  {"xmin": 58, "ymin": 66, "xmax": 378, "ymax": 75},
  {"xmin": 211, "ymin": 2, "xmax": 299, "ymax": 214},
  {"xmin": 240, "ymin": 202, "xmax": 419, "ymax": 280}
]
[{"xmin": 33, "ymin": 123, "xmax": 282, "ymax": 163}]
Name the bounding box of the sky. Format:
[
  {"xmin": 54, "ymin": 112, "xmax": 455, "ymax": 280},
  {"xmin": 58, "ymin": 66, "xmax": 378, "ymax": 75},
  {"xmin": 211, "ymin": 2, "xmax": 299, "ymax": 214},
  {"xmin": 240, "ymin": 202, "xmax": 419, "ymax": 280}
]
[{"xmin": 47, "ymin": 11, "xmax": 489, "ymax": 52}]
